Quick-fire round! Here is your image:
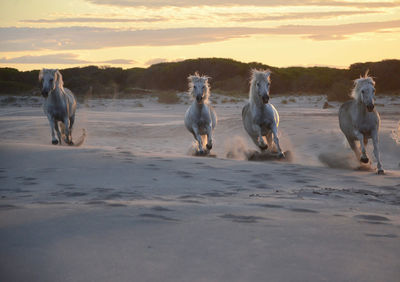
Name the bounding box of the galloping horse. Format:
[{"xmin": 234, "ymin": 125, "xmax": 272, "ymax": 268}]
[
  {"xmin": 339, "ymin": 72, "xmax": 384, "ymax": 174},
  {"xmin": 242, "ymin": 69, "xmax": 284, "ymax": 158},
  {"xmin": 39, "ymin": 69, "xmax": 76, "ymax": 145},
  {"xmin": 184, "ymin": 72, "xmax": 217, "ymax": 155}
]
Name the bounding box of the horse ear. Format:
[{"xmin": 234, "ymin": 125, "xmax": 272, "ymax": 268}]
[
  {"xmin": 364, "ymin": 69, "xmax": 369, "ymax": 78},
  {"xmin": 55, "ymin": 70, "xmax": 63, "ymax": 86},
  {"xmin": 38, "ymin": 69, "xmax": 43, "ymax": 81}
]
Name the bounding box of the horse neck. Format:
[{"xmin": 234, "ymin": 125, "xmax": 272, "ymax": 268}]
[
  {"xmin": 49, "ymin": 86, "xmax": 65, "ymax": 104},
  {"xmin": 192, "ymin": 100, "xmax": 209, "ymax": 115},
  {"xmin": 355, "ymin": 99, "xmax": 368, "ymax": 116},
  {"xmin": 249, "ymin": 87, "xmax": 263, "ymax": 108}
]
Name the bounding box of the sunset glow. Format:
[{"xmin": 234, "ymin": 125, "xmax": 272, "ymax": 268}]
[{"xmin": 1, "ymin": 0, "xmax": 400, "ymax": 70}]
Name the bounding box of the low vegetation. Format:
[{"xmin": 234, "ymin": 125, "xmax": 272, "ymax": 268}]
[{"xmin": 1, "ymin": 58, "xmax": 399, "ymax": 101}]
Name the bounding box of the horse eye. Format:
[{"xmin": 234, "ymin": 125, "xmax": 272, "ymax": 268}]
[
  {"xmin": 256, "ymin": 83, "xmax": 260, "ymax": 87},
  {"xmin": 361, "ymin": 90, "xmax": 365, "ymax": 94},
  {"xmin": 194, "ymin": 85, "xmax": 197, "ymax": 89}
]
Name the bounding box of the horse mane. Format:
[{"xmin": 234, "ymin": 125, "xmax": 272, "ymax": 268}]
[
  {"xmin": 187, "ymin": 71, "xmax": 210, "ymax": 101},
  {"xmin": 39, "ymin": 68, "xmax": 64, "ymax": 91},
  {"xmin": 351, "ymin": 70, "xmax": 375, "ymax": 101},
  {"xmin": 249, "ymin": 69, "xmax": 271, "ymax": 101}
]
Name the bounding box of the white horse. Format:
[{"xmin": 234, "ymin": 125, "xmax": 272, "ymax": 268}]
[
  {"xmin": 184, "ymin": 72, "xmax": 217, "ymax": 155},
  {"xmin": 339, "ymin": 72, "xmax": 384, "ymax": 174},
  {"xmin": 39, "ymin": 69, "xmax": 76, "ymax": 145},
  {"xmin": 242, "ymin": 69, "xmax": 284, "ymax": 158}
]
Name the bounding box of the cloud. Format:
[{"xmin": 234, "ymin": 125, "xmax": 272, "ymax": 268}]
[
  {"xmin": 1, "ymin": 20, "xmax": 399, "ymax": 51},
  {"xmin": 0, "ymin": 53, "xmax": 89, "ymax": 64},
  {"xmin": 225, "ymin": 10, "xmax": 383, "ymax": 22},
  {"xmin": 0, "ymin": 53, "xmax": 136, "ymax": 65},
  {"xmin": 101, "ymin": 59, "xmax": 136, "ymax": 64},
  {"xmin": 144, "ymin": 58, "xmax": 184, "ymax": 66},
  {"xmin": 145, "ymin": 58, "xmax": 168, "ymax": 65},
  {"xmin": 86, "ymin": 0, "xmax": 400, "ymax": 8},
  {"xmin": 21, "ymin": 17, "xmax": 165, "ymax": 23}
]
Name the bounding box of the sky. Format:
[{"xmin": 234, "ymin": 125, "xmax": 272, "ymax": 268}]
[{"xmin": 0, "ymin": 0, "xmax": 399, "ymax": 71}]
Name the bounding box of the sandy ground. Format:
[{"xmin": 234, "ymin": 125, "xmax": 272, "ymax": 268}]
[{"xmin": 0, "ymin": 94, "xmax": 399, "ymax": 282}]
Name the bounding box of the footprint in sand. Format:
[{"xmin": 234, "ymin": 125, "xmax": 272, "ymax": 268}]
[
  {"xmin": 364, "ymin": 233, "xmax": 398, "ymax": 238},
  {"xmin": 219, "ymin": 214, "xmax": 268, "ymax": 223},
  {"xmin": 354, "ymin": 214, "xmax": 390, "ymax": 222},
  {"xmin": 139, "ymin": 213, "xmax": 179, "ymax": 222},
  {"xmin": 151, "ymin": 206, "xmax": 175, "ymax": 212}
]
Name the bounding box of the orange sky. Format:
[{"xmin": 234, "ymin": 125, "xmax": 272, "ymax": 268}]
[{"xmin": 1, "ymin": 0, "xmax": 399, "ymax": 70}]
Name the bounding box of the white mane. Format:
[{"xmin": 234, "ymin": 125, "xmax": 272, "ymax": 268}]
[
  {"xmin": 249, "ymin": 69, "xmax": 271, "ymax": 101},
  {"xmin": 187, "ymin": 72, "xmax": 210, "ymax": 102},
  {"xmin": 39, "ymin": 68, "xmax": 64, "ymax": 91},
  {"xmin": 351, "ymin": 71, "xmax": 375, "ymax": 101}
]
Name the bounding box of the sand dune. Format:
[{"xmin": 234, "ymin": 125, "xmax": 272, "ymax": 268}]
[{"xmin": 0, "ymin": 95, "xmax": 399, "ymax": 282}]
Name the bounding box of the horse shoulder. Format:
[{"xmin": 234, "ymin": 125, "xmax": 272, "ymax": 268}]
[
  {"xmin": 241, "ymin": 103, "xmax": 250, "ymax": 120},
  {"xmin": 269, "ymin": 104, "xmax": 280, "ymax": 127}
]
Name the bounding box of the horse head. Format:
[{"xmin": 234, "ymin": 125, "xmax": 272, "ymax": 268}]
[
  {"xmin": 39, "ymin": 69, "xmax": 63, "ymax": 97},
  {"xmin": 251, "ymin": 69, "xmax": 271, "ymax": 104},
  {"xmin": 353, "ymin": 71, "xmax": 376, "ymax": 112},
  {"xmin": 188, "ymin": 72, "xmax": 210, "ymax": 104}
]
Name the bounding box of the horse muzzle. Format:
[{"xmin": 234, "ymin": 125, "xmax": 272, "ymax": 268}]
[
  {"xmin": 41, "ymin": 90, "xmax": 49, "ymax": 98},
  {"xmin": 367, "ymin": 104, "xmax": 374, "ymax": 112},
  {"xmin": 262, "ymin": 96, "xmax": 270, "ymax": 104},
  {"xmin": 196, "ymin": 96, "xmax": 203, "ymax": 103}
]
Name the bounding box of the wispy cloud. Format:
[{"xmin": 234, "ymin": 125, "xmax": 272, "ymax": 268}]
[
  {"xmin": 21, "ymin": 17, "xmax": 165, "ymax": 23},
  {"xmin": 101, "ymin": 58, "xmax": 136, "ymax": 64},
  {"xmin": 224, "ymin": 10, "xmax": 383, "ymax": 22},
  {"xmin": 145, "ymin": 58, "xmax": 168, "ymax": 65},
  {"xmin": 1, "ymin": 20, "xmax": 399, "ymax": 51},
  {"xmin": 144, "ymin": 58, "xmax": 184, "ymax": 66},
  {"xmin": 0, "ymin": 53, "xmax": 136, "ymax": 64},
  {"xmin": 86, "ymin": 0, "xmax": 400, "ymax": 8}
]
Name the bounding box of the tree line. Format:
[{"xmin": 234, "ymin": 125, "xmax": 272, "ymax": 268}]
[{"xmin": 0, "ymin": 58, "xmax": 399, "ymax": 101}]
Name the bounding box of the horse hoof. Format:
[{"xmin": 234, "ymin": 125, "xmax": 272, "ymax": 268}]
[
  {"xmin": 377, "ymin": 169, "xmax": 385, "ymax": 175},
  {"xmin": 278, "ymin": 153, "xmax": 285, "ymax": 159},
  {"xmin": 52, "ymin": 140, "xmax": 58, "ymax": 145},
  {"xmin": 259, "ymin": 144, "xmax": 268, "ymax": 151},
  {"xmin": 206, "ymin": 144, "xmax": 212, "ymax": 150},
  {"xmin": 68, "ymin": 141, "xmax": 74, "ymax": 146},
  {"xmin": 360, "ymin": 156, "xmax": 369, "ymax": 163}
]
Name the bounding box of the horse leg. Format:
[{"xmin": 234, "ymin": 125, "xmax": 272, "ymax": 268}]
[
  {"xmin": 266, "ymin": 132, "xmax": 275, "ymax": 152},
  {"xmin": 272, "ymin": 125, "xmax": 284, "ymax": 158},
  {"xmin": 371, "ymin": 130, "xmax": 384, "ymax": 174},
  {"xmin": 63, "ymin": 117, "xmax": 72, "ymax": 145},
  {"xmin": 346, "ymin": 136, "xmax": 361, "ymax": 160},
  {"xmin": 54, "ymin": 121, "xmax": 62, "ymax": 145},
  {"xmin": 192, "ymin": 125, "xmax": 204, "ymax": 154},
  {"xmin": 69, "ymin": 115, "xmax": 75, "ymax": 142},
  {"xmin": 205, "ymin": 124, "xmax": 213, "ymax": 151},
  {"xmin": 47, "ymin": 115, "xmax": 58, "ymax": 145},
  {"xmin": 252, "ymin": 124, "xmax": 267, "ymax": 150},
  {"xmin": 354, "ymin": 130, "xmax": 368, "ymax": 163}
]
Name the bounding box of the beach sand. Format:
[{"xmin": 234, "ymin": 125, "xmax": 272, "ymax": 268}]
[{"xmin": 0, "ymin": 95, "xmax": 399, "ymax": 282}]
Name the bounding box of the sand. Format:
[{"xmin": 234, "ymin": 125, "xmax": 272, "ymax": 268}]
[{"xmin": 0, "ymin": 95, "xmax": 399, "ymax": 282}]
